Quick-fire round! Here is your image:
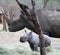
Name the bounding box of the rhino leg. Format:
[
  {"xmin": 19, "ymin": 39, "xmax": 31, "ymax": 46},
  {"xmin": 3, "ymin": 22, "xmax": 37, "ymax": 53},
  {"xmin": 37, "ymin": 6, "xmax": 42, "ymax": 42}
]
[
  {"xmin": 33, "ymin": 45, "xmax": 38, "ymax": 51},
  {"xmin": 29, "ymin": 43, "xmax": 38, "ymax": 51},
  {"xmin": 29, "ymin": 44, "xmax": 34, "ymax": 51}
]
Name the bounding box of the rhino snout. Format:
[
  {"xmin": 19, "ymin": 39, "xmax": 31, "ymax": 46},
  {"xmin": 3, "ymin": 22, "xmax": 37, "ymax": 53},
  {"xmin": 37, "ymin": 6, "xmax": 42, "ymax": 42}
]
[
  {"xmin": 20, "ymin": 37, "xmax": 27, "ymax": 42},
  {"xmin": 8, "ymin": 27, "xmax": 13, "ymax": 32}
]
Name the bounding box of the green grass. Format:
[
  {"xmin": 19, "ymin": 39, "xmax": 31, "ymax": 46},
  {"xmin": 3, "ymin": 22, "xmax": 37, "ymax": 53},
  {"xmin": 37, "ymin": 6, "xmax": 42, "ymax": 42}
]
[{"xmin": 0, "ymin": 45, "xmax": 60, "ymax": 55}]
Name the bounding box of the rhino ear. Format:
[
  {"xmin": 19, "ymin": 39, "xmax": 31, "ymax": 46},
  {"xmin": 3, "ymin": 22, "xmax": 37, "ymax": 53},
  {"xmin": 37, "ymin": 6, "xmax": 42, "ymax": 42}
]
[
  {"xmin": 29, "ymin": 31, "xmax": 32, "ymax": 35},
  {"xmin": 24, "ymin": 29, "xmax": 27, "ymax": 33}
]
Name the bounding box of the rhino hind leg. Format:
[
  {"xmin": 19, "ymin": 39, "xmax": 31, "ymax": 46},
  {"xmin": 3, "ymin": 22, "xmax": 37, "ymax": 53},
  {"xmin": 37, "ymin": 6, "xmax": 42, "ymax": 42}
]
[{"xmin": 45, "ymin": 39, "xmax": 51, "ymax": 47}]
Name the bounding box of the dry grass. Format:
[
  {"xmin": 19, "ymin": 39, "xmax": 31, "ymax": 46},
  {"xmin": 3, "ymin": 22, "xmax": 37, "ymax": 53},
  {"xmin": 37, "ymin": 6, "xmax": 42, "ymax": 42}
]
[{"xmin": 0, "ymin": 24, "xmax": 60, "ymax": 55}]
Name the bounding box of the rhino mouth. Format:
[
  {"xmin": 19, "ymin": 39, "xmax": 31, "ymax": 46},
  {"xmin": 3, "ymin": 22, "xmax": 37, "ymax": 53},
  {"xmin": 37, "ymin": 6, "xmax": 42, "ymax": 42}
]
[
  {"xmin": 20, "ymin": 38, "xmax": 26, "ymax": 43},
  {"xmin": 8, "ymin": 27, "xmax": 18, "ymax": 32},
  {"xmin": 20, "ymin": 40, "xmax": 24, "ymax": 42}
]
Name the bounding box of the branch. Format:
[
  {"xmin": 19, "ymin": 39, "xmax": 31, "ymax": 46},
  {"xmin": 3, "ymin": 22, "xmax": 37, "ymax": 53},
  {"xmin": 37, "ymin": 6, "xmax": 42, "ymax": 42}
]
[
  {"xmin": 31, "ymin": 0, "xmax": 35, "ymax": 15},
  {"xmin": 43, "ymin": 0, "xmax": 49, "ymax": 9},
  {"xmin": 31, "ymin": 1, "xmax": 46, "ymax": 55},
  {"xmin": 16, "ymin": 0, "xmax": 29, "ymax": 9},
  {"xmin": 16, "ymin": 0, "xmax": 46, "ymax": 55},
  {"xmin": 16, "ymin": 0, "xmax": 31, "ymax": 19},
  {"xmin": 30, "ymin": 0, "xmax": 40, "ymax": 28}
]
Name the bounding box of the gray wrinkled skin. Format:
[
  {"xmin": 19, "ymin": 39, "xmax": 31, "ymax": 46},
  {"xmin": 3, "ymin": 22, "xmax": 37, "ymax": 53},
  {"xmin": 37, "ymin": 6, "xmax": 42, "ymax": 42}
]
[
  {"xmin": 7, "ymin": 11, "xmax": 35, "ymax": 32},
  {"xmin": 6, "ymin": 10, "xmax": 60, "ymax": 38},
  {"xmin": 20, "ymin": 31, "xmax": 51, "ymax": 51}
]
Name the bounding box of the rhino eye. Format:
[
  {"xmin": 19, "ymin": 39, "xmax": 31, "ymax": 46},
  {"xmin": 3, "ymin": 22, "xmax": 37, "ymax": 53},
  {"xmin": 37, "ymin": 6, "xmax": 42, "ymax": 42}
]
[
  {"xmin": 24, "ymin": 37, "xmax": 26, "ymax": 38},
  {"xmin": 14, "ymin": 22, "xmax": 17, "ymax": 24}
]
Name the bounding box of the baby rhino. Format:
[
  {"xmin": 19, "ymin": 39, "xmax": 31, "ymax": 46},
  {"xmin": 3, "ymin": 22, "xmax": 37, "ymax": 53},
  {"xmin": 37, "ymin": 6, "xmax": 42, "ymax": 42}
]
[{"xmin": 20, "ymin": 30, "xmax": 51, "ymax": 51}]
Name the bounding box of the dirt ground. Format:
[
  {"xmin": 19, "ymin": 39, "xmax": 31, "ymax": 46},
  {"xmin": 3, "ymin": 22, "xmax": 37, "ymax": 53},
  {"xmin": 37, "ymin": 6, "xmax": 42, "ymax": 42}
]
[
  {"xmin": 0, "ymin": 30, "xmax": 26, "ymax": 45},
  {"xmin": 0, "ymin": 24, "xmax": 60, "ymax": 55},
  {"xmin": 0, "ymin": 27, "xmax": 60, "ymax": 48},
  {"xmin": 0, "ymin": 24, "xmax": 60, "ymax": 47}
]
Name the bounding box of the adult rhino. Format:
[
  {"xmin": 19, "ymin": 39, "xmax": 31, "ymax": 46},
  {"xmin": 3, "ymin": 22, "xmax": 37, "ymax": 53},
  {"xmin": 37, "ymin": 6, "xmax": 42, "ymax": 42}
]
[
  {"xmin": 5, "ymin": 9, "xmax": 60, "ymax": 38},
  {"xmin": 4, "ymin": 1, "xmax": 60, "ymax": 38}
]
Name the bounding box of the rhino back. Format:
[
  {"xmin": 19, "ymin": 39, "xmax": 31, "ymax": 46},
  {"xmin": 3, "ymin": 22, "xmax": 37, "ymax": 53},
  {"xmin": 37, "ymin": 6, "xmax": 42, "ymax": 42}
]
[{"xmin": 36, "ymin": 9, "xmax": 60, "ymax": 37}]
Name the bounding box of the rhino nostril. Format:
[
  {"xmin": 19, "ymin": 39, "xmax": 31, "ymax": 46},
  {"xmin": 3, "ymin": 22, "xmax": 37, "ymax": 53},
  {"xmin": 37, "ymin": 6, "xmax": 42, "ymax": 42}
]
[
  {"xmin": 8, "ymin": 27, "xmax": 12, "ymax": 31},
  {"xmin": 8, "ymin": 27, "xmax": 11, "ymax": 30}
]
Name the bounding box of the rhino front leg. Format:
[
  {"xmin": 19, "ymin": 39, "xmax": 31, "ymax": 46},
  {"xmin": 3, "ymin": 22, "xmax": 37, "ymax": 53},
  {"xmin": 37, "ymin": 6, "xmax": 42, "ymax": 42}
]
[
  {"xmin": 33, "ymin": 45, "xmax": 38, "ymax": 51},
  {"xmin": 29, "ymin": 44, "xmax": 38, "ymax": 51},
  {"xmin": 29, "ymin": 44, "xmax": 34, "ymax": 51}
]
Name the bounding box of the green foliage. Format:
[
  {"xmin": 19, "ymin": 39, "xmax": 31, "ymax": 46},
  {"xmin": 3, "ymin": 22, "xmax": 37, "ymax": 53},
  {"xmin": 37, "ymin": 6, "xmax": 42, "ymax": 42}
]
[
  {"xmin": 46, "ymin": 0, "xmax": 60, "ymax": 10},
  {"xmin": 0, "ymin": 0, "xmax": 60, "ymax": 10}
]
